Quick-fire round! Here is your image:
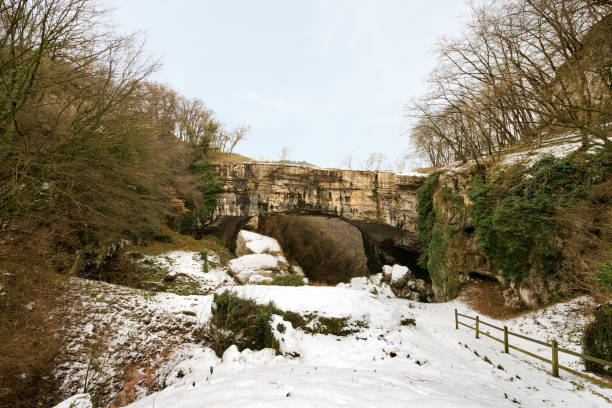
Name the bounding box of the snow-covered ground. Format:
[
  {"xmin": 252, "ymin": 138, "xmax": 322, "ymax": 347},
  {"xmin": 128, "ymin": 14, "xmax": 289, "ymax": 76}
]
[
  {"xmin": 142, "ymin": 250, "xmax": 234, "ymax": 292},
  {"xmin": 400, "ymin": 132, "xmax": 598, "ymax": 176},
  {"xmin": 55, "ymin": 277, "xmax": 215, "ymax": 402},
  {"xmin": 118, "ymin": 284, "xmax": 610, "ymax": 408}
]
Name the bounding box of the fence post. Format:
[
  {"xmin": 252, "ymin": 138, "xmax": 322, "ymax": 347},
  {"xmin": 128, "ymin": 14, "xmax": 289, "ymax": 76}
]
[
  {"xmin": 475, "ymin": 316, "xmax": 480, "ymax": 339},
  {"xmin": 504, "ymin": 326, "xmax": 509, "ymax": 353},
  {"xmin": 552, "ymin": 340, "xmax": 559, "ymax": 377},
  {"xmin": 455, "ymin": 309, "xmax": 458, "ymax": 329}
]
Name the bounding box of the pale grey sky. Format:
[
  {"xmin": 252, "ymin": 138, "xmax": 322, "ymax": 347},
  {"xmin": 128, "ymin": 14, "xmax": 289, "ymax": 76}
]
[{"xmin": 107, "ymin": 0, "xmax": 470, "ymax": 168}]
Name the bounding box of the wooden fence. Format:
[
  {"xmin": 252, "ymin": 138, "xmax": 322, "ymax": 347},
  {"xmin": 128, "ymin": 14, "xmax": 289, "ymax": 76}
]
[{"xmin": 455, "ymin": 309, "xmax": 612, "ymax": 389}]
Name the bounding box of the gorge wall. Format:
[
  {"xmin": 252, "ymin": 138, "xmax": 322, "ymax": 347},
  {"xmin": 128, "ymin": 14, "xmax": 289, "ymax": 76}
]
[{"xmin": 203, "ymin": 163, "xmax": 424, "ymax": 274}]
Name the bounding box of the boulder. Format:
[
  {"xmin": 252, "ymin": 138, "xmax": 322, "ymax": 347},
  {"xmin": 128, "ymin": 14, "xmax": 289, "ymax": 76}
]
[
  {"xmin": 235, "ymin": 230, "xmax": 282, "ymax": 257},
  {"xmin": 228, "ymin": 254, "xmax": 282, "ymax": 284},
  {"xmin": 382, "ymin": 264, "xmax": 411, "ymax": 284},
  {"xmin": 231, "ymin": 230, "xmax": 305, "ymax": 285},
  {"xmin": 382, "ymin": 264, "xmax": 433, "ymax": 302}
]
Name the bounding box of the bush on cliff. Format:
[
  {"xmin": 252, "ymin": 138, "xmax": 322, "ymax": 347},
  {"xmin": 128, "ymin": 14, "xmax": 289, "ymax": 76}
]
[
  {"xmin": 415, "ymin": 149, "xmax": 611, "ymax": 302},
  {"xmin": 415, "ymin": 172, "xmax": 440, "ymax": 269},
  {"xmin": 468, "ymin": 150, "xmax": 610, "ymax": 282},
  {"xmin": 204, "ymin": 291, "xmax": 280, "ymax": 356},
  {"xmin": 583, "ymin": 302, "xmax": 612, "ymax": 375}
]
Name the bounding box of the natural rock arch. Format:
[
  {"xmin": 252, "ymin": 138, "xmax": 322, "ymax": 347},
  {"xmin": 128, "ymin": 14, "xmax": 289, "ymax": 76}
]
[{"xmin": 202, "ymin": 163, "xmax": 427, "ymax": 277}]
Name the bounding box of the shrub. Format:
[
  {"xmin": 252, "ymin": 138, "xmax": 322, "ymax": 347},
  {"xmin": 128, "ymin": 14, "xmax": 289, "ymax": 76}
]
[
  {"xmin": 583, "ymin": 302, "xmax": 612, "ymax": 375},
  {"xmin": 268, "ymin": 273, "xmax": 305, "ymax": 286},
  {"xmin": 153, "ymin": 234, "xmax": 173, "ymax": 243},
  {"xmin": 207, "ymin": 291, "xmax": 280, "ymax": 356},
  {"xmin": 0, "ymin": 248, "xmax": 67, "ymax": 408},
  {"xmin": 591, "ymin": 262, "xmax": 612, "ymax": 293},
  {"xmin": 416, "ymin": 172, "xmax": 441, "ymax": 255},
  {"xmin": 468, "ymin": 151, "xmax": 610, "ymax": 281}
]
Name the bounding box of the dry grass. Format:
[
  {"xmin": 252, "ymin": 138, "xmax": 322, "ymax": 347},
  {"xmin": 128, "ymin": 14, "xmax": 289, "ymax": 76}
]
[
  {"xmin": 206, "ymin": 151, "xmax": 253, "ymax": 163},
  {"xmin": 0, "ymin": 233, "xmax": 69, "ymax": 408},
  {"xmin": 459, "ymin": 281, "xmax": 527, "ymax": 320},
  {"xmin": 131, "ymin": 226, "xmax": 233, "ymax": 262}
]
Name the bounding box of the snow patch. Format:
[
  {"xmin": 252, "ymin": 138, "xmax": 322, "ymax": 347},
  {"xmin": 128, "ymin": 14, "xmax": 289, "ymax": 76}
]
[
  {"xmin": 383, "ymin": 264, "xmax": 410, "ymax": 283},
  {"xmin": 126, "ymin": 292, "xmax": 610, "ymax": 408},
  {"xmin": 236, "ymin": 230, "xmax": 282, "ymax": 256},
  {"xmin": 52, "ymin": 394, "xmax": 92, "ymax": 408}
]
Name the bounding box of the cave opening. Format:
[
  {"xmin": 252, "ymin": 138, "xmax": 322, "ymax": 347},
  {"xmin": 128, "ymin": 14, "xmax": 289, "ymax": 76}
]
[{"xmin": 202, "ymin": 214, "xmax": 433, "ymax": 287}]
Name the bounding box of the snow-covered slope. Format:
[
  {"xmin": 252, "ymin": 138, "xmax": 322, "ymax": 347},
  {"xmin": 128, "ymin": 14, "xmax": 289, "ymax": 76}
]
[{"xmin": 123, "ymin": 286, "xmax": 611, "ymax": 408}]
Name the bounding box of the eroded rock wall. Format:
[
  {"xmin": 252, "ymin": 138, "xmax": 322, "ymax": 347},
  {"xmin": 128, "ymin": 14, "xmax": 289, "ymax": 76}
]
[{"xmin": 208, "ymin": 163, "xmax": 423, "ymax": 257}]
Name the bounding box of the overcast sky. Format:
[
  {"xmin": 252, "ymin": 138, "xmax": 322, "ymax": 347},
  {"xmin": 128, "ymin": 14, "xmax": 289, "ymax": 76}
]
[{"xmin": 107, "ymin": 0, "xmax": 471, "ymax": 169}]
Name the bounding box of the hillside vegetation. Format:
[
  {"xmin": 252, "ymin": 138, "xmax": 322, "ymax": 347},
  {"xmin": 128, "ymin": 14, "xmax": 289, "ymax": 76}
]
[
  {"xmin": 416, "ymin": 148, "xmax": 611, "ymax": 306},
  {"xmin": 408, "ymin": 0, "xmax": 611, "ymax": 166},
  {"xmin": 0, "ymin": 1, "xmax": 246, "ymax": 406}
]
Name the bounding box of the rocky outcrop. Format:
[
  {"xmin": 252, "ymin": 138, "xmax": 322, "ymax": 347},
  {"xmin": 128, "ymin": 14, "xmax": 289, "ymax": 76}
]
[
  {"xmin": 428, "ymin": 170, "xmax": 568, "ymax": 307},
  {"xmin": 205, "ymin": 163, "xmax": 423, "ymax": 272},
  {"xmin": 228, "ymin": 230, "xmax": 304, "ymax": 284},
  {"xmin": 382, "ymin": 264, "xmax": 433, "ymax": 302}
]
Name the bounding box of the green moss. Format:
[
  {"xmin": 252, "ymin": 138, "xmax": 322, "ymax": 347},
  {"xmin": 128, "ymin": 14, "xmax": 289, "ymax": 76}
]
[
  {"xmin": 468, "ymin": 151, "xmax": 610, "ymax": 281},
  {"xmin": 315, "ymin": 317, "xmax": 362, "ymax": 336},
  {"xmin": 280, "ymin": 310, "xmax": 308, "ymax": 329},
  {"xmin": 268, "ymin": 273, "xmax": 305, "ymax": 286},
  {"xmin": 416, "ymin": 172, "xmax": 441, "ymax": 263},
  {"xmin": 179, "ymin": 160, "xmax": 224, "ymax": 235}
]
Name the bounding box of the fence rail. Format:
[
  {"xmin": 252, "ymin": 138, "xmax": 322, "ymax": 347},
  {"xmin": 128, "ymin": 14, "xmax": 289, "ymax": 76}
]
[{"xmin": 454, "ymin": 309, "xmax": 612, "ymax": 389}]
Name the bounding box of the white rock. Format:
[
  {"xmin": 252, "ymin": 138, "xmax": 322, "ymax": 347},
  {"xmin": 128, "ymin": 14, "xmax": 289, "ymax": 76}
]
[
  {"xmin": 248, "ymin": 275, "xmax": 274, "ymax": 284},
  {"xmin": 291, "ymin": 265, "xmax": 305, "ymax": 276},
  {"xmin": 275, "ymin": 254, "xmax": 289, "ymax": 265},
  {"xmin": 337, "ymin": 274, "xmax": 395, "ymax": 298},
  {"xmin": 382, "ymin": 264, "xmax": 410, "ymax": 283},
  {"xmin": 53, "ymin": 394, "xmax": 92, "ymax": 408},
  {"xmin": 229, "ymin": 254, "xmax": 280, "ymax": 276},
  {"xmin": 235, "ymin": 230, "xmax": 282, "ymax": 257}
]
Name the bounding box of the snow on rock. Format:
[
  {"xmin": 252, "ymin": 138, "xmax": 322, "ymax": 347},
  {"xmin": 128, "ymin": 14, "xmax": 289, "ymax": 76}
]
[
  {"xmin": 337, "ymin": 273, "xmax": 395, "ymax": 298},
  {"xmin": 228, "ymin": 253, "xmax": 282, "ymax": 284},
  {"xmin": 236, "ymin": 230, "xmax": 282, "ymax": 256},
  {"xmin": 229, "ymin": 231, "xmax": 300, "ymax": 284},
  {"xmin": 383, "ymin": 264, "xmax": 410, "ymax": 283},
  {"xmin": 52, "ymin": 393, "xmax": 92, "ymax": 408},
  {"xmin": 160, "ymin": 344, "xmax": 221, "ymax": 387},
  {"xmin": 382, "ymin": 264, "xmax": 433, "ymax": 302},
  {"xmin": 126, "ymin": 291, "xmax": 610, "ymax": 408},
  {"xmin": 291, "ymin": 265, "xmax": 305, "ymax": 276},
  {"xmin": 248, "ymin": 274, "xmax": 274, "ymax": 284}
]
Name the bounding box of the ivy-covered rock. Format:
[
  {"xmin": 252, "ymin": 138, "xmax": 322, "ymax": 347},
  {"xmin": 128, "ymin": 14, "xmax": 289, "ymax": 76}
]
[{"xmin": 583, "ymin": 302, "xmax": 612, "ymax": 375}]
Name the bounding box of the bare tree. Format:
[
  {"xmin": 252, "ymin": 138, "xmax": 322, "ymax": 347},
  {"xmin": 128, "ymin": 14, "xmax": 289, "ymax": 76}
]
[
  {"xmin": 340, "ymin": 153, "xmax": 353, "ymax": 169},
  {"xmin": 360, "ymin": 153, "xmax": 387, "ymax": 171},
  {"xmin": 279, "ymin": 146, "xmax": 291, "ymax": 161},
  {"xmin": 406, "ymin": 0, "xmax": 612, "ymax": 166},
  {"xmin": 228, "ymin": 125, "xmax": 250, "ymax": 154}
]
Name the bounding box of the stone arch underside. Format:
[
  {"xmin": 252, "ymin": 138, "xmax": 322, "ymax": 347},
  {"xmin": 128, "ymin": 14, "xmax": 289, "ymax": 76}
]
[{"xmin": 203, "ymin": 163, "xmax": 427, "ymax": 279}]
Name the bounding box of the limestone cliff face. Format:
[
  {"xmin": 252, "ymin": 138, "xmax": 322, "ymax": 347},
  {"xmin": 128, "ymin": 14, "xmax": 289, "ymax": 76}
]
[
  {"xmin": 427, "ymin": 170, "xmax": 570, "ymax": 308},
  {"xmin": 205, "ymin": 163, "xmax": 424, "ymax": 270}
]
